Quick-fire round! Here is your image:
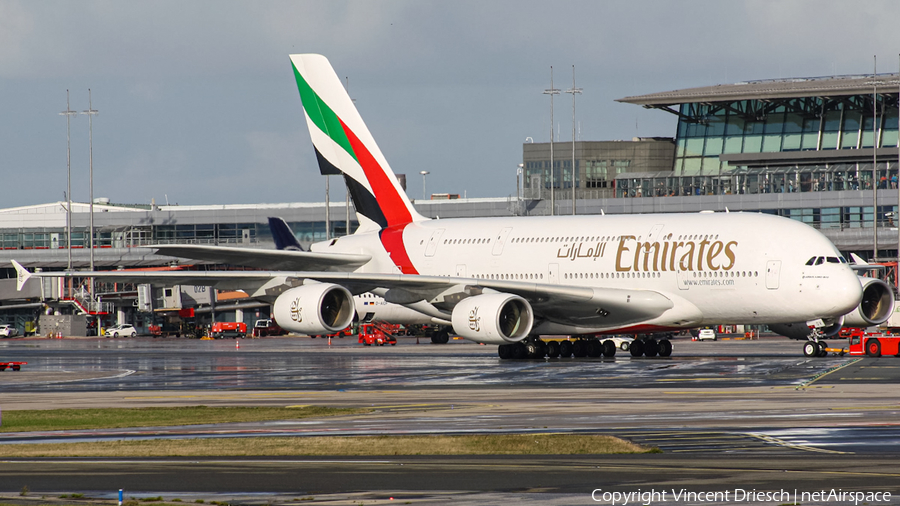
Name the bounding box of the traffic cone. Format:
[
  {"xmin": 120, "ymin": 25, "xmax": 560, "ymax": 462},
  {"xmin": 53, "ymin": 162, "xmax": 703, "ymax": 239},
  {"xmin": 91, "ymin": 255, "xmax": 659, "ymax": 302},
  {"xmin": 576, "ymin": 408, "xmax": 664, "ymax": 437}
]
[
  {"xmin": 328, "ymin": 336, "xmax": 332, "ymax": 346},
  {"xmin": 235, "ymin": 340, "xmax": 240, "ymax": 350}
]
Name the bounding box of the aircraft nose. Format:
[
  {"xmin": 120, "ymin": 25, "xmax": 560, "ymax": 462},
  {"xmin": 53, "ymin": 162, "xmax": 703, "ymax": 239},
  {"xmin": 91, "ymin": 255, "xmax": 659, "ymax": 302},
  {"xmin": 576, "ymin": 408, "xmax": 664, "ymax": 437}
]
[{"xmin": 828, "ymin": 268, "xmax": 863, "ymax": 315}]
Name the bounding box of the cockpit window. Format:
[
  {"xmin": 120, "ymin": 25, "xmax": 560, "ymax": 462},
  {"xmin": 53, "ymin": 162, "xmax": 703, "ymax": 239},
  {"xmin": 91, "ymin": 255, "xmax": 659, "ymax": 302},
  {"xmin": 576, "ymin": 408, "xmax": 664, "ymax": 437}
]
[
  {"xmin": 815, "ymin": 257, "xmax": 824, "ymax": 265},
  {"xmin": 839, "ymin": 256, "xmax": 848, "ymax": 264},
  {"xmin": 805, "ymin": 257, "xmax": 816, "ymax": 266},
  {"xmin": 826, "ymin": 257, "xmax": 840, "ymax": 263}
]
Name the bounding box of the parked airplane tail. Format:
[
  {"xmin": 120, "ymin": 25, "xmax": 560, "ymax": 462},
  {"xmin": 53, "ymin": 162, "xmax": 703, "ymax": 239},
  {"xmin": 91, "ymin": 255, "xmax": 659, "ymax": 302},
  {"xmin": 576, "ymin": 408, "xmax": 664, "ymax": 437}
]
[
  {"xmin": 267, "ymin": 217, "xmax": 304, "ymax": 251},
  {"xmin": 290, "ymin": 54, "xmax": 427, "ymax": 233}
]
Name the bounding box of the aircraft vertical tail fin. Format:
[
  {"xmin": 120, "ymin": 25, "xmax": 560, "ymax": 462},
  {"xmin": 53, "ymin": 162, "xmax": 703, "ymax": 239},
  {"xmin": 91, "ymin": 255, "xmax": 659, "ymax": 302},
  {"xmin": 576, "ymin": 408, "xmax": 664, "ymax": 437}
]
[
  {"xmin": 290, "ymin": 54, "xmax": 427, "ymax": 233},
  {"xmin": 268, "ymin": 217, "xmax": 305, "ymax": 251}
]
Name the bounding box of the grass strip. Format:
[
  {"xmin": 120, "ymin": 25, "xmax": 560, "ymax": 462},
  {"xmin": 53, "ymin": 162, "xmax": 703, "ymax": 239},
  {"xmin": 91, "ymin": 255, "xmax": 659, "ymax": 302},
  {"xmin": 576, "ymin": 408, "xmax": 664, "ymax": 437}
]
[
  {"xmin": 0, "ymin": 434, "xmax": 654, "ymax": 457},
  {"xmin": 0, "ymin": 406, "xmax": 363, "ymax": 433}
]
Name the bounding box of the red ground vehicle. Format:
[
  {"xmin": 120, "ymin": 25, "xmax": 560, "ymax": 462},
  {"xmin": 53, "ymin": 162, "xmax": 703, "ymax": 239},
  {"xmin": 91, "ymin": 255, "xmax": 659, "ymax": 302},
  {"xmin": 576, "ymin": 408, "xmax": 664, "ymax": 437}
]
[
  {"xmin": 209, "ymin": 322, "xmax": 247, "ymax": 339},
  {"xmin": 252, "ymin": 319, "xmax": 287, "ymax": 337},
  {"xmin": 358, "ymin": 322, "xmax": 398, "ymax": 346},
  {"xmin": 311, "ymin": 326, "xmax": 353, "ymax": 339},
  {"xmin": 847, "ymin": 330, "xmax": 900, "ymax": 357},
  {"xmin": 0, "ymin": 361, "xmax": 26, "ymax": 371}
]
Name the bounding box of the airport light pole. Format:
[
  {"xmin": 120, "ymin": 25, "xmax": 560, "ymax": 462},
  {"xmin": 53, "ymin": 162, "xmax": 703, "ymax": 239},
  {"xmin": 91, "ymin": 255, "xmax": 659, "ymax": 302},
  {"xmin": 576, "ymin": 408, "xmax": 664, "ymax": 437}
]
[
  {"xmin": 325, "ymin": 175, "xmax": 331, "ymax": 241},
  {"xmin": 544, "ymin": 67, "xmax": 560, "ymax": 216},
  {"xmin": 82, "ymin": 90, "xmax": 98, "ymax": 308},
  {"xmin": 60, "ymin": 91, "xmax": 77, "ymax": 273},
  {"xmin": 420, "ymin": 171, "xmax": 430, "ymax": 200},
  {"xmin": 516, "ymin": 163, "xmax": 524, "ymax": 216},
  {"xmin": 565, "ymin": 65, "xmax": 582, "ymax": 215}
]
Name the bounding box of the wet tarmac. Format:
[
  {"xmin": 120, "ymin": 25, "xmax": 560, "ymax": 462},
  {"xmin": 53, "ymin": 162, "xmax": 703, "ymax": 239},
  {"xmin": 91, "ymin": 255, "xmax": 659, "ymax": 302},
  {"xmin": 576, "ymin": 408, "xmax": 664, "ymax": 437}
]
[
  {"xmin": 3, "ymin": 335, "xmax": 900, "ymax": 500},
  {"xmin": 0, "ymin": 336, "xmax": 880, "ymax": 392}
]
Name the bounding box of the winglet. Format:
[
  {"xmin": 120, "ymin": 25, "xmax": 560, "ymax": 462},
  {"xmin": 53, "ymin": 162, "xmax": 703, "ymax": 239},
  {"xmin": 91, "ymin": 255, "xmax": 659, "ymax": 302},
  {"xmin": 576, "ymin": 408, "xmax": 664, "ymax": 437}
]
[
  {"xmin": 11, "ymin": 260, "xmax": 31, "ymax": 291},
  {"xmin": 268, "ymin": 217, "xmax": 305, "ymax": 251}
]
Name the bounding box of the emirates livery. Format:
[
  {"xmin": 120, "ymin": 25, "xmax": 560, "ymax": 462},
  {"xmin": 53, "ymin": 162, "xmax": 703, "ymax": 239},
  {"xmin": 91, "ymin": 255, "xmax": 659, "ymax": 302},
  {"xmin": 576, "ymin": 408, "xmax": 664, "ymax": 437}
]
[{"xmin": 13, "ymin": 54, "xmax": 894, "ymax": 359}]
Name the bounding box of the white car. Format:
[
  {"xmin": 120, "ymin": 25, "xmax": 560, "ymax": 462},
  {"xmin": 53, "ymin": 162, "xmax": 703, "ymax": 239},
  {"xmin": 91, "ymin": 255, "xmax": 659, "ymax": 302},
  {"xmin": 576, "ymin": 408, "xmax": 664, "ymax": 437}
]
[
  {"xmin": 106, "ymin": 324, "xmax": 137, "ymax": 338},
  {"xmin": 698, "ymin": 329, "xmax": 717, "ymax": 341},
  {"xmin": 0, "ymin": 324, "xmax": 18, "ymax": 338},
  {"xmin": 607, "ymin": 336, "xmax": 634, "ymax": 351}
]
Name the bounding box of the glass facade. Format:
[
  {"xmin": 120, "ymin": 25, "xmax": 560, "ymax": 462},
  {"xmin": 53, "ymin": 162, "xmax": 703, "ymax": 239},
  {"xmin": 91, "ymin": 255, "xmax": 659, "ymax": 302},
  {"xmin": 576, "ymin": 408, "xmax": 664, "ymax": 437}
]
[
  {"xmin": 674, "ymin": 98, "xmax": 900, "ymax": 176},
  {"xmin": 0, "ymin": 221, "xmax": 357, "ymax": 250}
]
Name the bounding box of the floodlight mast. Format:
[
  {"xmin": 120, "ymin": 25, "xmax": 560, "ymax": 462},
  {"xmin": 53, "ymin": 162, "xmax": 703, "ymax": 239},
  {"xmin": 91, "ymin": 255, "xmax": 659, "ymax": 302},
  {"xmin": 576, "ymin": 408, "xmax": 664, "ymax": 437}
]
[
  {"xmin": 82, "ymin": 90, "xmax": 98, "ymax": 306},
  {"xmin": 543, "ymin": 67, "xmax": 560, "ymax": 216},
  {"xmin": 60, "ymin": 91, "xmax": 78, "ymax": 273},
  {"xmin": 565, "ymin": 65, "xmax": 582, "ymax": 215}
]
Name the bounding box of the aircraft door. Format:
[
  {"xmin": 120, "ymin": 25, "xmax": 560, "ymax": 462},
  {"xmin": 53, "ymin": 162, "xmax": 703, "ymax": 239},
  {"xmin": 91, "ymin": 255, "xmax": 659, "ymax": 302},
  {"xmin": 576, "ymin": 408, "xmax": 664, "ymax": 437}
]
[
  {"xmin": 425, "ymin": 228, "xmax": 445, "ymax": 257},
  {"xmin": 648, "ymin": 224, "xmax": 665, "ymax": 242},
  {"xmin": 766, "ymin": 260, "xmax": 781, "ymax": 290},
  {"xmin": 548, "ymin": 263, "xmax": 559, "ymax": 284},
  {"xmin": 492, "ymin": 227, "xmax": 512, "ymax": 256},
  {"xmin": 676, "ymin": 269, "xmax": 690, "ymax": 290}
]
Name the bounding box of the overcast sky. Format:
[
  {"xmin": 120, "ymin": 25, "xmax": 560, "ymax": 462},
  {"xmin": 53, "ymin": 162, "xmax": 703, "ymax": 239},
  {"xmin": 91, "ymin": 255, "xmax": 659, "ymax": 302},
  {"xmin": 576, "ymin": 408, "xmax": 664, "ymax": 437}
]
[{"xmin": 2, "ymin": 0, "xmax": 900, "ymax": 208}]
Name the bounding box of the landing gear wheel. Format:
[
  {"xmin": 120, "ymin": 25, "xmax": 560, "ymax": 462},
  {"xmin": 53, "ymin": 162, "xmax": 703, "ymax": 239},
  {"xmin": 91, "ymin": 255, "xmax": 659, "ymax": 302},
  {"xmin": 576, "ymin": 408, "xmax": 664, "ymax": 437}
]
[
  {"xmin": 803, "ymin": 341, "xmax": 818, "ymax": 357},
  {"xmin": 587, "ymin": 339, "xmax": 603, "ymax": 358},
  {"xmin": 525, "ymin": 341, "xmax": 544, "ymax": 359},
  {"xmin": 546, "ymin": 340, "xmax": 561, "ymax": 358},
  {"xmin": 431, "ymin": 328, "xmax": 451, "ymax": 344},
  {"xmin": 558, "ymin": 340, "xmax": 573, "ymax": 358},
  {"xmin": 866, "ymin": 338, "xmax": 882, "ymax": 357},
  {"xmin": 658, "ymin": 339, "xmax": 673, "ymax": 357},
  {"xmin": 572, "ymin": 340, "xmax": 588, "ymax": 358},
  {"xmin": 643, "ymin": 339, "xmax": 659, "ymax": 357},
  {"xmin": 602, "ymin": 340, "xmax": 616, "ymax": 357},
  {"xmin": 498, "ymin": 344, "xmax": 513, "ymax": 359},
  {"xmin": 512, "ymin": 342, "xmax": 528, "ymax": 359},
  {"xmin": 629, "ymin": 339, "xmax": 644, "ymax": 357},
  {"xmin": 817, "ymin": 341, "xmax": 828, "ymax": 358}
]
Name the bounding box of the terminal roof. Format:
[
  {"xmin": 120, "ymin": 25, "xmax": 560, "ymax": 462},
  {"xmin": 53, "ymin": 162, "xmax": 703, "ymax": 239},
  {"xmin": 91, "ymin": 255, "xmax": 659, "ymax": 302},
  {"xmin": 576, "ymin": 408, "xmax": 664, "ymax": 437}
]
[{"xmin": 618, "ymin": 73, "xmax": 900, "ymax": 107}]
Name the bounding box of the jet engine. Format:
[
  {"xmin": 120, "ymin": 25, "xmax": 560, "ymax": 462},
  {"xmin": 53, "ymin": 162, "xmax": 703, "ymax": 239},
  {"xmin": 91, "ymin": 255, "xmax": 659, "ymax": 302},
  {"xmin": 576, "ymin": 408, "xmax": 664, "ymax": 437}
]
[
  {"xmin": 842, "ymin": 277, "xmax": 895, "ymax": 327},
  {"xmin": 450, "ymin": 293, "xmax": 534, "ymax": 345},
  {"xmin": 272, "ymin": 284, "xmax": 355, "ymax": 335}
]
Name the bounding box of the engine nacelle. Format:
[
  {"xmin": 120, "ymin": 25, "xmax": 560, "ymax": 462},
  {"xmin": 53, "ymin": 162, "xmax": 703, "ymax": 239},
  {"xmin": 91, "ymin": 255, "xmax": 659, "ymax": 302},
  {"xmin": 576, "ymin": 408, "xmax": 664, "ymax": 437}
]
[
  {"xmin": 769, "ymin": 317, "xmax": 844, "ymax": 340},
  {"xmin": 450, "ymin": 293, "xmax": 533, "ymax": 345},
  {"xmin": 273, "ymin": 284, "xmax": 356, "ymax": 335},
  {"xmin": 843, "ymin": 277, "xmax": 895, "ymax": 327}
]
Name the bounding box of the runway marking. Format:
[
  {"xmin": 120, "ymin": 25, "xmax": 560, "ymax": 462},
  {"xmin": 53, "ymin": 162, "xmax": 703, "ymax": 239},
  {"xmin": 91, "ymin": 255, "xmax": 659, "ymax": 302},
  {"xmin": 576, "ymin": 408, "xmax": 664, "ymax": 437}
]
[
  {"xmin": 830, "ymin": 405, "xmax": 900, "ymax": 410},
  {"xmin": 795, "ymin": 358, "xmax": 861, "ymax": 389},
  {"xmin": 655, "ymin": 377, "xmax": 733, "ymax": 382},
  {"xmin": 663, "ymin": 390, "xmax": 772, "ymax": 395},
  {"xmin": 748, "ymin": 433, "xmax": 851, "ymax": 454},
  {"xmin": 123, "ymin": 391, "xmax": 405, "ymax": 400}
]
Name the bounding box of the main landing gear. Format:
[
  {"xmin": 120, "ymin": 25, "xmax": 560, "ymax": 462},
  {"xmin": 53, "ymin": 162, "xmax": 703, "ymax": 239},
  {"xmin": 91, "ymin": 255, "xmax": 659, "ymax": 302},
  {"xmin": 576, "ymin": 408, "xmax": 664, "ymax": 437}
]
[
  {"xmin": 802, "ymin": 339, "xmax": 829, "ymax": 358},
  {"xmin": 498, "ymin": 336, "xmax": 673, "ymax": 360}
]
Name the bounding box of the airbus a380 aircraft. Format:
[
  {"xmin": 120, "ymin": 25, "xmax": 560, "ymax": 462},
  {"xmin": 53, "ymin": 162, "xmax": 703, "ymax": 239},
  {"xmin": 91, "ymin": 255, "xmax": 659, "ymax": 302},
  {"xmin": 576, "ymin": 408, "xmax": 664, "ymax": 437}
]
[{"xmin": 13, "ymin": 54, "xmax": 894, "ymax": 359}]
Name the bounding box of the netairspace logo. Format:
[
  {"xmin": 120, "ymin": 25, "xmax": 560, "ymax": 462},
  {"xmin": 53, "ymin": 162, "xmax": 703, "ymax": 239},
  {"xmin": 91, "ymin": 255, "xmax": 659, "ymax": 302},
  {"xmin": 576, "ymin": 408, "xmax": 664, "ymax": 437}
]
[{"xmin": 590, "ymin": 488, "xmax": 892, "ymax": 505}]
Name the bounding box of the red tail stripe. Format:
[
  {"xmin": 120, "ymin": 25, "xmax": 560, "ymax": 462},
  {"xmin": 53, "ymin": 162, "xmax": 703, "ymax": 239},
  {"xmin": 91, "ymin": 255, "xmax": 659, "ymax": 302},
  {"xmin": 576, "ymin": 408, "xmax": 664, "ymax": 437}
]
[
  {"xmin": 380, "ymin": 224, "xmax": 419, "ymax": 275},
  {"xmin": 340, "ymin": 119, "xmax": 412, "ymax": 227}
]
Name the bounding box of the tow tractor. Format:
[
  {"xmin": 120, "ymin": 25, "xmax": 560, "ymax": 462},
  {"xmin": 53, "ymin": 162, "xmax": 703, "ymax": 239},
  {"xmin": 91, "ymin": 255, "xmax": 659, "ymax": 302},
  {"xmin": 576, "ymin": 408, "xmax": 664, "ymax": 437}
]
[
  {"xmin": 358, "ymin": 321, "xmax": 398, "ymax": 346},
  {"xmin": 0, "ymin": 361, "xmax": 26, "ymax": 371},
  {"xmin": 844, "ymin": 328, "xmax": 900, "ymax": 357}
]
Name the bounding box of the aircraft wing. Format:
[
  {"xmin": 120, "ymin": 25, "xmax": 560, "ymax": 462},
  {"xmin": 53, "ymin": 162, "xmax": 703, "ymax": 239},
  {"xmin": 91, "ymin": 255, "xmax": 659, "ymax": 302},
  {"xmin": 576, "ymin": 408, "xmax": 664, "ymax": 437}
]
[
  {"xmin": 148, "ymin": 244, "xmax": 370, "ymax": 271},
  {"xmin": 13, "ymin": 262, "xmax": 674, "ymax": 329},
  {"xmin": 300, "ymin": 272, "xmax": 675, "ymax": 329}
]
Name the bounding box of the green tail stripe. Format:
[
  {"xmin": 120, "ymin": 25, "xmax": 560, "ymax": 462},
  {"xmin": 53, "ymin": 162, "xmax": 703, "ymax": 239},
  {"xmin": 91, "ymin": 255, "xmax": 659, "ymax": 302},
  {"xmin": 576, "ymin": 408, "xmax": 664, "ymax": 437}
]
[{"xmin": 292, "ymin": 62, "xmax": 357, "ymax": 163}]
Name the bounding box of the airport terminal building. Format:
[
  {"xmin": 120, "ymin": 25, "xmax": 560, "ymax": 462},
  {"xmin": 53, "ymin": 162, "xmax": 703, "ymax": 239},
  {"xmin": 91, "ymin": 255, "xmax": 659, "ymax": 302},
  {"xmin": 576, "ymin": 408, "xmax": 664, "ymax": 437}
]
[{"xmin": 3, "ymin": 72, "xmax": 900, "ymax": 335}]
